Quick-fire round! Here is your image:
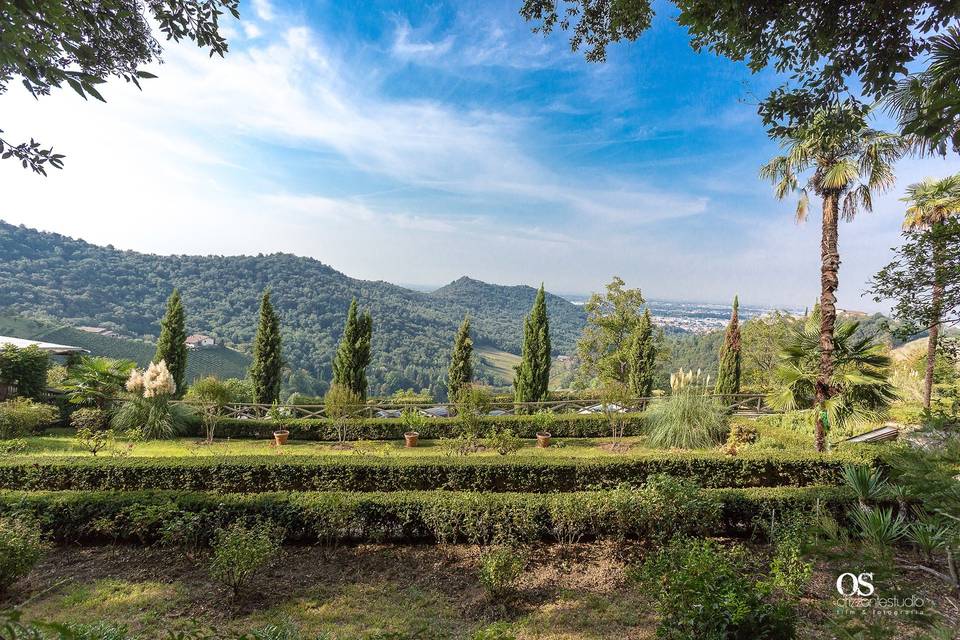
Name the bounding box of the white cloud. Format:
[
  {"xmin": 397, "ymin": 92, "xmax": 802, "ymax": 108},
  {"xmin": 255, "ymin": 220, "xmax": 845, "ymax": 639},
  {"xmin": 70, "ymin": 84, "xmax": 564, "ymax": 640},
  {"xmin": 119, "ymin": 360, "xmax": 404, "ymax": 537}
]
[
  {"xmin": 250, "ymin": 0, "xmax": 273, "ymax": 22},
  {"xmin": 391, "ymin": 20, "xmax": 455, "ymax": 60}
]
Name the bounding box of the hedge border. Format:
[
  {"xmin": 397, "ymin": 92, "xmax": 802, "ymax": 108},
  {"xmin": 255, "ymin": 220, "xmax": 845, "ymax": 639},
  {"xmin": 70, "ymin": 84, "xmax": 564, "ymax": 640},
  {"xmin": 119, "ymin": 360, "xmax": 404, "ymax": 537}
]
[
  {"xmin": 182, "ymin": 412, "xmax": 648, "ymax": 440},
  {"xmin": 0, "ymin": 485, "xmax": 854, "ymax": 544},
  {"xmin": 0, "ymin": 451, "xmax": 878, "ymax": 492}
]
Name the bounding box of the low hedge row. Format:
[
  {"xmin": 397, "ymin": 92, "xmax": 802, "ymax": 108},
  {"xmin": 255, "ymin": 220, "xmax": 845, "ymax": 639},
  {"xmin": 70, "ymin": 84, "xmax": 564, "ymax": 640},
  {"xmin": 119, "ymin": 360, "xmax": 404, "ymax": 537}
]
[
  {"xmin": 0, "ymin": 452, "xmax": 875, "ymax": 491},
  {"xmin": 0, "ymin": 484, "xmax": 853, "ymax": 545},
  {"xmin": 182, "ymin": 412, "xmax": 647, "ymax": 440}
]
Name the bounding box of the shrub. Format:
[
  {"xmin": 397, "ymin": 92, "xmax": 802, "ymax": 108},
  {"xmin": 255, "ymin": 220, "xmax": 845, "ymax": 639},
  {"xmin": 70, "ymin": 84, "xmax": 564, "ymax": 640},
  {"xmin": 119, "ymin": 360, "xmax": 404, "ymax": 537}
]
[
  {"xmin": 186, "ymin": 376, "xmax": 233, "ymax": 443},
  {"xmin": 111, "ymin": 395, "xmax": 190, "ymax": 440},
  {"xmin": 0, "ymin": 344, "xmax": 50, "ymax": 400},
  {"xmin": 842, "ymin": 465, "xmax": 889, "ymax": 509},
  {"xmin": 487, "ymin": 428, "xmax": 522, "ymax": 456},
  {"xmin": 209, "ymin": 520, "xmax": 279, "ymax": 597},
  {"xmin": 70, "ymin": 407, "xmax": 109, "ymax": 431},
  {"xmin": 0, "ymin": 515, "xmax": 48, "ymax": 593},
  {"xmin": 325, "ymin": 383, "xmax": 361, "ymax": 443},
  {"xmin": 478, "ymin": 546, "xmax": 525, "ymax": 599},
  {"xmin": 0, "ymin": 453, "xmax": 871, "ymax": 493},
  {"xmin": 0, "ymin": 486, "xmax": 853, "ymax": 545},
  {"xmin": 727, "ymin": 423, "xmax": 759, "ymax": 446},
  {"xmin": 634, "ymin": 537, "xmax": 796, "ymax": 639},
  {"xmin": 0, "ymin": 399, "xmax": 59, "ymax": 439},
  {"xmin": 850, "ymin": 506, "xmax": 908, "ymax": 555},
  {"xmin": 646, "ymin": 375, "xmax": 728, "ymax": 449},
  {"xmin": 75, "ymin": 427, "xmax": 114, "ymax": 456}
]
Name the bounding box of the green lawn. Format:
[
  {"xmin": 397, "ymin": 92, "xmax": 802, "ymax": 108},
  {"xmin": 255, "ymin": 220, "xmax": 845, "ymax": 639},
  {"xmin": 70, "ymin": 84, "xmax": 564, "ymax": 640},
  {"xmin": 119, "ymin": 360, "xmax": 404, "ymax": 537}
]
[{"xmin": 5, "ymin": 415, "xmax": 873, "ymax": 459}]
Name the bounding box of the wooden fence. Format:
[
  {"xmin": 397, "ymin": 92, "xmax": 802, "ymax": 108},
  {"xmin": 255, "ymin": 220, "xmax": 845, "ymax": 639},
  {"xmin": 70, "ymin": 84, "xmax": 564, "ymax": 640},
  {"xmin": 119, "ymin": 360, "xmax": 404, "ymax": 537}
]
[{"xmin": 174, "ymin": 393, "xmax": 772, "ymax": 420}]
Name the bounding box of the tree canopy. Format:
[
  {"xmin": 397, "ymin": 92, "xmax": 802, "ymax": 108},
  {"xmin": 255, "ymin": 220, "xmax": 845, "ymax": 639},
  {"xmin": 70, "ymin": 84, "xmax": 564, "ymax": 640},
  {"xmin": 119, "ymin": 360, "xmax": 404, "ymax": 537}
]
[
  {"xmin": 1, "ymin": 0, "xmax": 238, "ymax": 174},
  {"xmin": 520, "ymin": 0, "xmax": 958, "ymax": 133},
  {"xmin": 249, "ymin": 290, "xmax": 283, "ymax": 404},
  {"xmin": 154, "ymin": 289, "xmax": 187, "ymax": 398},
  {"xmin": 514, "ymin": 285, "xmax": 551, "ymax": 403},
  {"xmin": 331, "ymin": 299, "xmax": 373, "ymax": 401}
]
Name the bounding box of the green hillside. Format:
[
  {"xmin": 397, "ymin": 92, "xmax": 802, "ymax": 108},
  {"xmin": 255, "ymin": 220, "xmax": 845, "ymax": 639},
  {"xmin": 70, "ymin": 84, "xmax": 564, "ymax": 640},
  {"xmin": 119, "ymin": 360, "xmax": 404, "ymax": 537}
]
[
  {"xmin": 0, "ymin": 222, "xmax": 587, "ymax": 397},
  {"xmin": 0, "ymin": 316, "xmax": 250, "ymax": 383}
]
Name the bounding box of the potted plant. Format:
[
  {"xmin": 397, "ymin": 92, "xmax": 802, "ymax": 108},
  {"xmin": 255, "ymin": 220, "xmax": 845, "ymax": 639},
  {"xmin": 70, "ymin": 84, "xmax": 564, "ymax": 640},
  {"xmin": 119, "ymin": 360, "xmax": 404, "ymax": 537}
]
[
  {"xmin": 401, "ymin": 407, "xmax": 425, "ymax": 448},
  {"xmin": 273, "ymin": 429, "xmax": 289, "ymax": 446},
  {"xmin": 533, "ymin": 409, "xmax": 551, "ymax": 448}
]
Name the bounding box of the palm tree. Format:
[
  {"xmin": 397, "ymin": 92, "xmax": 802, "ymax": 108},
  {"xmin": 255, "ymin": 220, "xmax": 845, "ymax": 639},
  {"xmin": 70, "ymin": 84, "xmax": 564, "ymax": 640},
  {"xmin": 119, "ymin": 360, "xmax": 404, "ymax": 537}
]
[
  {"xmin": 900, "ymin": 175, "xmax": 960, "ymax": 407},
  {"xmin": 760, "ymin": 106, "xmax": 904, "ymax": 451},
  {"xmin": 768, "ymin": 308, "xmax": 897, "ymax": 436},
  {"xmin": 62, "ymin": 356, "xmax": 135, "ymax": 409}
]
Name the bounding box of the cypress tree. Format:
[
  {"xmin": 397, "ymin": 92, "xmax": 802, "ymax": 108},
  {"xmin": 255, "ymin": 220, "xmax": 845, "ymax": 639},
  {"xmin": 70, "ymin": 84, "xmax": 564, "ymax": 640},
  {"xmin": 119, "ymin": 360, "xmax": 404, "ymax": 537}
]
[
  {"xmin": 249, "ymin": 289, "xmax": 283, "ymax": 404},
  {"xmin": 447, "ymin": 315, "xmax": 473, "ymax": 401},
  {"xmin": 514, "ymin": 284, "xmax": 551, "ymax": 403},
  {"xmin": 715, "ymin": 295, "xmax": 742, "ymax": 395},
  {"xmin": 332, "ymin": 298, "xmax": 372, "ymax": 400},
  {"xmin": 627, "ymin": 308, "xmax": 656, "ymax": 397},
  {"xmin": 154, "ymin": 289, "xmax": 188, "ymax": 398}
]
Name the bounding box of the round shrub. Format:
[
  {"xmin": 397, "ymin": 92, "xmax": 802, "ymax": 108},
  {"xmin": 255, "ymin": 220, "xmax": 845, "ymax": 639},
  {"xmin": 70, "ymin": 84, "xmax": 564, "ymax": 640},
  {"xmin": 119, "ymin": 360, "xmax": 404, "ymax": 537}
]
[
  {"xmin": 478, "ymin": 546, "xmax": 525, "ymax": 599},
  {"xmin": 209, "ymin": 520, "xmax": 279, "ymax": 597}
]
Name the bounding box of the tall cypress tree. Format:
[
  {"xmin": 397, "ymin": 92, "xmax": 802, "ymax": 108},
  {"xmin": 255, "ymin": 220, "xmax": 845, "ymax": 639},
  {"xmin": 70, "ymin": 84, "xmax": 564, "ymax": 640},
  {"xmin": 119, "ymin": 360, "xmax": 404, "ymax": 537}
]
[
  {"xmin": 154, "ymin": 289, "xmax": 188, "ymax": 398},
  {"xmin": 514, "ymin": 284, "xmax": 551, "ymax": 403},
  {"xmin": 715, "ymin": 295, "xmax": 742, "ymax": 395},
  {"xmin": 332, "ymin": 298, "xmax": 372, "ymax": 400},
  {"xmin": 627, "ymin": 308, "xmax": 656, "ymax": 397},
  {"xmin": 249, "ymin": 289, "xmax": 283, "ymax": 404},
  {"xmin": 447, "ymin": 315, "xmax": 473, "ymax": 401}
]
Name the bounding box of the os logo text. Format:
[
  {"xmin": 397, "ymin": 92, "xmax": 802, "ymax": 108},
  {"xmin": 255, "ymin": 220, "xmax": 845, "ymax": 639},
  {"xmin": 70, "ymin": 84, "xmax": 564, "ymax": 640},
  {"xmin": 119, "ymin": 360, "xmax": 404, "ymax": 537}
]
[{"xmin": 836, "ymin": 572, "xmax": 875, "ymax": 597}]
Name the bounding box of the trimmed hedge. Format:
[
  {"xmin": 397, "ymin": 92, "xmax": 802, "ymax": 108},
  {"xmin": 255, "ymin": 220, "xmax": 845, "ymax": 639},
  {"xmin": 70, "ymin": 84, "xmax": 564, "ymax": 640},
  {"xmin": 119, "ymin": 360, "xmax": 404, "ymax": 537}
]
[
  {"xmin": 182, "ymin": 412, "xmax": 648, "ymax": 440},
  {"xmin": 0, "ymin": 451, "xmax": 876, "ymax": 492},
  {"xmin": 0, "ymin": 485, "xmax": 853, "ymax": 545}
]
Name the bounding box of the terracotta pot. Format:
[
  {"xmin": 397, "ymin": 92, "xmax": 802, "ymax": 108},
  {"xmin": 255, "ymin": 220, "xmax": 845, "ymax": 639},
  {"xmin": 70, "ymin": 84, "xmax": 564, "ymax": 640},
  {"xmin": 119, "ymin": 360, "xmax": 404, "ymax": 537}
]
[
  {"xmin": 536, "ymin": 432, "xmax": 551, "ymax": 448},
  {"xmin": 273, "ymin": 430, "xmax": 289, "ymax": 446},
  {"xmin": 404, "ymin": 431, "xmax": 419, "ymax": 448}
]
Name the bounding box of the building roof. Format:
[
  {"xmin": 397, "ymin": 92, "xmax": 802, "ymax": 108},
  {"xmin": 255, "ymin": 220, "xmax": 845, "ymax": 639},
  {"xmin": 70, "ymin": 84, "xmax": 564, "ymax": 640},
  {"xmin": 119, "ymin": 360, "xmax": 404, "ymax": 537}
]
[
  {"xmin": 185, "ymin": 334, "xmax": 214, "ymax": 344},
  {"xmin": 0, "ymin": 335, "xmax": 89, "ymax": 355}
]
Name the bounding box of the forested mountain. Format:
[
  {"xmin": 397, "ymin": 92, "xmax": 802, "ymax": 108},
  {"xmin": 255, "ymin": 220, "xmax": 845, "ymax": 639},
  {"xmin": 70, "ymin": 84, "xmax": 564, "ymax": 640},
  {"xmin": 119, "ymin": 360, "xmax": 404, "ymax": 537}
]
[{"xmin": 0, "ymin": 222, "xmax": 587, "ymax": 397}]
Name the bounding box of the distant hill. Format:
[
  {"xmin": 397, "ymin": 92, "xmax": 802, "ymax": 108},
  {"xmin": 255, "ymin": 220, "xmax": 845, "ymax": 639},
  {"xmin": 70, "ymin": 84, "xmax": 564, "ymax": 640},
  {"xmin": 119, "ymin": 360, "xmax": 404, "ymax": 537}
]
[
  {"xmin": 0, "ymin": 316, "xmax": 250, "ymax": 382},
  {"xmin": 0, "ymin": 222, "xmax": 587, "ymax": 397},
  {"xmin": 430, "ymin": 277, "xmax": 586, "ymax": 354}
]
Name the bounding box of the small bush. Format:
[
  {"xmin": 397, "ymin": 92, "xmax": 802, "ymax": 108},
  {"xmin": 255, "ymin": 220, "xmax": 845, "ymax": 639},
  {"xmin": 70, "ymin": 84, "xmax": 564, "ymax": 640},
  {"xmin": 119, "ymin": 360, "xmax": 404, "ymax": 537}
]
[
  {"xmin": 727, "ymin": 423, "xmax": 759, "ymax": 446},
  {"xmin": 75, "ymin": 427, "xmax": 114, "ymax": 456},
  {"xmin": 0, "ymin": 439, "xmax": 26, "ymax": 455},
  {"xmin": 0, "ymin": 515, "xmax": 48, "ymax": 593},
  {"xmin": 70, "ymin": 407, "xmax": 109, "ymax": 431},
  {"xmin": 0, "ymin": 399, "xmax": 59, "ymax": 439},
  {"xmin": 487, "ymin": 428, "xmax": 522, "ymax": 456},
  {"xmin": 210, "ymin": 521, "xmax": 279, "ymax": 597},
  {"xmin": 646, "ymin": 389, "xmax": 728, "ymax": 449},
  {"xmin": 635, "ymin": 537, "xmax": 796, "ymax": 639},
  {"xmin": 111, "ymin": 395, "xmax": 190, "ymax": 440},
  {"xmin": 478, "ymin": 546, "xmax": 525, "ymax": 599}
]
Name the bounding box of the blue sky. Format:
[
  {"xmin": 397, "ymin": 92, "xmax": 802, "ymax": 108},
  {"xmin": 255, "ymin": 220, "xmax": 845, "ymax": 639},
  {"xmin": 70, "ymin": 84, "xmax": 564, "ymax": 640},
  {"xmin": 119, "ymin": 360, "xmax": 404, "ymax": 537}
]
[{"xmin": 3, "ymin": 0, "xmax": 960, "ymax": 309}]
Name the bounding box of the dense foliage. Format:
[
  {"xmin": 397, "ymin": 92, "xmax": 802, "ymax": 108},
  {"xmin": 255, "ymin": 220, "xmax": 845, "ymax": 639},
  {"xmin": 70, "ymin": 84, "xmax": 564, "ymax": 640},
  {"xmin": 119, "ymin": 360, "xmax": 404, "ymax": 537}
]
[
  {"xmin": 0, "ymin": 452, "xmax": 868, "ymax": 492},
  {"xmin": 153, "ymin": 290, "xmax": 188, "ymax": 398},
  {"xmin": 513, "ymin": 285, "xmax": 551, "ymax": 403},
  {"xmin": 331, "ymin": 299, "xmax": 372, "ymax": 401},
  {"xmin": 0, "ymin": 344, "xmax": 48, "ymax": 399},
  {"xmin": 447, "ymin": 316, "xmax": 474, "ymax": 401},
  {"xmin": 714, "ymin": 296, "xmax": 742, "ymax": 395},
  {"xmin": 0, "ymin": 223, "xmax": 586, "ymax": 396},
  {"xmin": 0, "ymin": 485, "xmax": 851, "ymax": 545},
  {"xmin": 0, "ymin": 398, "xmax": 58, "ymax": 439},
  {"xmin": 249, "ymin": 290, "xmax": 283, "ymax": 404}
]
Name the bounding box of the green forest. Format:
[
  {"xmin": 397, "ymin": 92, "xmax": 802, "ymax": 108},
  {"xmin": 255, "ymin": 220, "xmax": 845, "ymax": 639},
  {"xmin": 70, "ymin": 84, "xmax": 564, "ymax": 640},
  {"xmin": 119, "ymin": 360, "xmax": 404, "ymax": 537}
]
[{"xmin": 0, "ymin": 222, "xmax": 589, "ymax": 397}]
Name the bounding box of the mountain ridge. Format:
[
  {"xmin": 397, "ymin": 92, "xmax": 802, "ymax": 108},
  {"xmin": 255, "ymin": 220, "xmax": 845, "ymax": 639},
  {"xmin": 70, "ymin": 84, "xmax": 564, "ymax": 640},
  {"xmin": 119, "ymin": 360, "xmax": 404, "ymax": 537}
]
[{"xmin": 0, "ymin": 221, "xmax": 586, "ymax": 397}]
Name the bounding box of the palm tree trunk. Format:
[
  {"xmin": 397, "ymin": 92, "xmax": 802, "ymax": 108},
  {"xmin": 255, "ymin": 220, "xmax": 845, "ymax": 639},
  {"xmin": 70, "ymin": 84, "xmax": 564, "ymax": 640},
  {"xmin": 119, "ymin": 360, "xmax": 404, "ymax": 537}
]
[
  {"xmin": 925, "ymin": 224, "xmax": 946, "ymax": 408},
  {"xmin": 815, "ymin": 192, "xmax": 840, "ymax": 452}
]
